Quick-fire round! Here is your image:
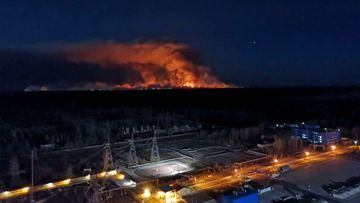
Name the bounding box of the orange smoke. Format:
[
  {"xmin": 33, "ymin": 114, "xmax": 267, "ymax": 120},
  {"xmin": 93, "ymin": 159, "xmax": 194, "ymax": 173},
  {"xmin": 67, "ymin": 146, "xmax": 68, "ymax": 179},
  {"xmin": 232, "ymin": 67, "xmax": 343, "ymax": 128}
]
[{"xmin": 64, "ymin": 42, "xmax": 231, "ymax": 89}]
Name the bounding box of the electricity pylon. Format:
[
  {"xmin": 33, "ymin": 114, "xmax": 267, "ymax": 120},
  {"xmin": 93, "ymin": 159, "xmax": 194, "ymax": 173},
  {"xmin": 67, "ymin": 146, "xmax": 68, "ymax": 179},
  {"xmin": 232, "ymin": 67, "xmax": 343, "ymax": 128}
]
[
  {"xmin": 103, "ymin": 142, "xmax": 114, "ymax": 172},
  {"xmin": 150, "ymin": 129, "xmax": 160, "ymax": 162},
  {"xmin": 128, "ymin": 132, "xmax": 138, "ymax": 166}
]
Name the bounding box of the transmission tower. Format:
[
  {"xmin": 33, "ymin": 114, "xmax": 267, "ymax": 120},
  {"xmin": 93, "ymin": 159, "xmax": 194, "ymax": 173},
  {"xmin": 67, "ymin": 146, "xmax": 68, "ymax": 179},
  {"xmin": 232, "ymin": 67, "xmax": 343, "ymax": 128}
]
[
  {"xmin": 128, "ymin": 132, "xmax": 138, "ymax": 166},
  {"xmin": 150, "ymin": 129, "xmax": 160, "ymax": 162},
  {"xmin": 86, "ymin": 179, "xmax": 111, "ymax": 203},
  {"xmin": 103, "ymin": 134, "xmax": 114, "ymax": 172},
  {"xmin": 87, "ymin": 182, "xmax": 101, "ymax": 203},
  {"xmin": 85, "ymin": 131, "xmax": 114, "ymax": 203}
]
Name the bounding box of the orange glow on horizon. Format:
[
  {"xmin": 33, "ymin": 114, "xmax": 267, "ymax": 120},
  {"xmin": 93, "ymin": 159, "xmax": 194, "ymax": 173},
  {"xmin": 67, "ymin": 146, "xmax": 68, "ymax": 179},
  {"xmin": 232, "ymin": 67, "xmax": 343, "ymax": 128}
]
[{"xmin": 65, "ymin": 42, "xmax": 232, "ymax": 89}]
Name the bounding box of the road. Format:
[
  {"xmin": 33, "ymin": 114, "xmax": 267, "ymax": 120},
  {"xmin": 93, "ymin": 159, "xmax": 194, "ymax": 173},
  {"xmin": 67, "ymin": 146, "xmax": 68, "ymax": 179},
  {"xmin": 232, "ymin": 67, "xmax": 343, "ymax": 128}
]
[
  {"xmin": 0, "ymin": 170, "xmax": 125, "ymax": 201},
  {"xmin": 187, "ymin": 145, "xmax": 354, "ymax": 192}
]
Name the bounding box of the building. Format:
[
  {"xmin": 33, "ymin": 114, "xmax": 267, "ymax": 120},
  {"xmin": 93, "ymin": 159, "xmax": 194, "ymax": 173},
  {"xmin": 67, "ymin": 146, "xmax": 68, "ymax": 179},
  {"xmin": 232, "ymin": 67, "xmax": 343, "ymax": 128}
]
[
  {"xmin": 291, "ymin": 124, "xmax": 340, "ymax": 145},
  {"xmin": 220, "ymin": 189, "xmax": 258, "ymax": 203}
]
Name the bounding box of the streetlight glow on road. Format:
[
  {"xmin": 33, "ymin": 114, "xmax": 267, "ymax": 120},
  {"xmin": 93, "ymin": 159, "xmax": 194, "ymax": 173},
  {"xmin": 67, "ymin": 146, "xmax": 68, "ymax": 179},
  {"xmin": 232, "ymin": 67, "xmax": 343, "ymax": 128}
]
[
  {"xmin": 331, "ymin": 145, "xmax": 336, "ymax": 151},
  {"xmin": 274, "ymin": 158, "xmax": 278, "ymax": 163},
  {"xmin": 305, "ymin": 151, "xmax": 310, "ymax": 156},
  {"xmin": 61, "ymin": 179, "xmax": 71, "ymax": 185},
  {"xmin": 98, "ymin": 172, "xmax": 107, "ymax": 178},
  {"xmin": 115, "ymin": 174, "xmax": 125, "ymax": 180},
  {"xmin": 21, "ymin": 187, "xmax": 30, "ymax": 192},
  {"xmin": 143, "ymin": 188, "xmax": 151, "ymax": 199},
  {"xmin": 46, "ymin": 183, "xmax": 54, "ymax": 188},
  {"xmin": 157, "ymin": 191, "xmax": 165, "ymax": 198},
  {"xmin": 108, "ymin": 170, "xmax": 117, "ymax": 176},
  {"xmin": 1, "ymin": 191, "xmax": 9, "ymax": 195}
]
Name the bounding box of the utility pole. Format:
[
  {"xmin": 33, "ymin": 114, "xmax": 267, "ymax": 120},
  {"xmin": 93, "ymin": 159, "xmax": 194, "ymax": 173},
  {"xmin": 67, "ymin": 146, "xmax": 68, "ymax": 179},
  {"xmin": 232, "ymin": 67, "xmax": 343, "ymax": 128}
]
[{"xmin": 30, "ymin": 149, "xmax": 34, "ymax": 203}]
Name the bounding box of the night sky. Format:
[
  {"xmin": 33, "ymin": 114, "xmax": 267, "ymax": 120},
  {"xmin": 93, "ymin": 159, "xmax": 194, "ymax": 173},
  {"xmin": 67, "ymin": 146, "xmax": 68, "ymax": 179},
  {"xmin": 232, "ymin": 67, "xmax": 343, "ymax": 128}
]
[{"xmin": 1, "ymin": 0, "xmax": 360, "ymax": 89}]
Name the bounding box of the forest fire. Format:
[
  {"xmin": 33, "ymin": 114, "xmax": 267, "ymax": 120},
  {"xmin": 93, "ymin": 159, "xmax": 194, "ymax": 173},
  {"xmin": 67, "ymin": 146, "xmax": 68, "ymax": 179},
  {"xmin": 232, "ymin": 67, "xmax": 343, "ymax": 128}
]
[{"xmin": 64, "ymin": 42, "xmax": 231, "ymax": 89}]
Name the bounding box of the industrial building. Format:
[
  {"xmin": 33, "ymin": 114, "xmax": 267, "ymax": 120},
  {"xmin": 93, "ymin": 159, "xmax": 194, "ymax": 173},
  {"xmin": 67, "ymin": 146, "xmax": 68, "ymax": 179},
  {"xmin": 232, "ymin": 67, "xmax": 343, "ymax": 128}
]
[{"xmin": 291, "ymin": 124, "xmax": 340, "ymax": 145}]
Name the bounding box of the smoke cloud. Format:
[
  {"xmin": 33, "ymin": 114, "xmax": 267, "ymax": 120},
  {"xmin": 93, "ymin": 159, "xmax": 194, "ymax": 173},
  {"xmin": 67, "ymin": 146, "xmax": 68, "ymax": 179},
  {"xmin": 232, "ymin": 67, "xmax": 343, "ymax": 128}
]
[{"xmin": 0, "ymin": 41, "xmax": 231, "ymax": 90}]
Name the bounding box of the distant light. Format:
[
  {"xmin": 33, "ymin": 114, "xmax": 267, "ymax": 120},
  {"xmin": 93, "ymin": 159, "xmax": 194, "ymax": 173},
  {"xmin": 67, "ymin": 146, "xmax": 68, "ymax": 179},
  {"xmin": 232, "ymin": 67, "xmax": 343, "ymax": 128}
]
[
  {"xmin": 46, "ymin": 183, "xmax": 54, "ymax": 188},
  {"xmin": 355, "ymin": 140, "xmax": 358, "ymax": 145},
  {"xmin": 21, "ymin": 187, "xmax": 30, "ymax": 192},
  {"xmin": 274, "ymin": 159, "xmax": 278, "ymax": 163},
  {"xmin": 331, "ymin": 145, "xmax": 336, "ymax": 151},
  {"xmin": 85, "ymin": 175, "xmax": 91, "ymax": 180},
  {"xmin": 108, "ymin": 170, "xmax": 117, "ymax": 176},
  {"xmin": 98, "ymin": 171, "xmax": 107, "ymax": 177},
  {"xmin": 157, "ymin": 191, "xmax": 165, "ymax": 198},
  {"xmin": 234, "ymin": 169, "xmax": 238, "ymax": 173},
  {"xmin": 302, "ymin": 122, "xmax": 305, "ymax": 125},
  {"xmin": 115, "ymin": 174, "xmax": 125, "ymax": 180},
  {"xmin": 2, "ymin": 191, "xmax": 9, "ymax": 195},
  {"xmin": 143, "ymin": 188, "xmax": 151, "ymax": 198},
  {"xmin": 124, "ymin": 180, "xmax": 136, "ymax": 187},
  {"xmin": 62, "ymin": 179, "xmax": 71, "ymax": 185},
  {"xmin": 305, "ymin": 151, "xmax": 310, "ymax": 156}
]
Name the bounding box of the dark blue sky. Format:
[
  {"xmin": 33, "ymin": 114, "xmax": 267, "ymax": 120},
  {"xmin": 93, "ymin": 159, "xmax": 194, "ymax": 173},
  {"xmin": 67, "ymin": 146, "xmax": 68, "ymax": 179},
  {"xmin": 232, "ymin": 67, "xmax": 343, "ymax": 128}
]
[{"xmin": 1, "ymin": 0, "xmax": 360, "ymax": 87}]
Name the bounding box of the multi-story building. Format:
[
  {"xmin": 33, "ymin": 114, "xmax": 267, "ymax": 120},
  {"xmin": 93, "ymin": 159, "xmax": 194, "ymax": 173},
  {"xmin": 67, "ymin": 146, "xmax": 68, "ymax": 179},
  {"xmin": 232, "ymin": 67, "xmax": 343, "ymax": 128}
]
[{"xmin": 291, "ymin": 124, "xmax": 340, "ymax": 145}]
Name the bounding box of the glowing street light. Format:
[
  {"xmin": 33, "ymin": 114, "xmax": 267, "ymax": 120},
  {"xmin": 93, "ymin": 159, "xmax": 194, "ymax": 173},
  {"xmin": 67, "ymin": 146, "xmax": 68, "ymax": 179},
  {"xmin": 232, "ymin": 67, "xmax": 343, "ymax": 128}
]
[
  {"xmin": 1, "ymin": 191, "xmax": 10, "ymax": 195},
  {"xmin": 46, "ymin": 183, "xmax": 54, "ymax": 188},
  {"xmin": 115, "ymin": 174, "xmax": 125, "ymax": 180},
  {"xmin": 355, "ymin": 140, "xmax": 358, "ymax": 145},
  {"xmin": 331, "ymin": 145, "xmax": 336, "ymax": 151},
  {"xmin": 108, "ymin": 170, "xmax": 117, "ymax": 176},
  {"xmin": 157, "ymin": 191, "xmax": 165, "ymax": 198},
  {"xmin": 143, "ymin": 188, "xmax": 151, "ymax": 199},
  {"xmin": 21, "ymin": 187, "xmax": 30, "ymax": 193},
  {"xmin": 305, "ymin": 151, "xmax": 310, "ymax": 157},
  {"xmin": 98, "ymin": 171, "xmax": 107, "ymax": 178},
  {"xmin": 274, "ymin": 158, "xmax": 279, "ymax": 163},
  {"xmin": 61, "ymin": 179, "xmax": 71, "ymax": 185}
]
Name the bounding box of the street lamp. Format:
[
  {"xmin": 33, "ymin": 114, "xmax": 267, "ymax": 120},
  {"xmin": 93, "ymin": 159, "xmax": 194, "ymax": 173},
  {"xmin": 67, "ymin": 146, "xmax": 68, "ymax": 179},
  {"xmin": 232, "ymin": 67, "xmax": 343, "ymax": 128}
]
[
  {"xmin": 331, "ymin": 145, "xmax": 336, "ymax": 151},
  {"xmin": 305, "ymin": 151, "xmax": 310, "ymax": 157},
  {"xmin": 21, "ymin": 187, "xmax": 30, "ymax": 193},
  {"xmin": 46, "ymin": 183, "xmax": 54, "ymax": 189},
  {"xmin": 143, "ymin": 188, "xmax": 151, "ymax": 199},
  {"xmin": 274, "ymin": 158, "xmax": 278, "ymax": 163}
]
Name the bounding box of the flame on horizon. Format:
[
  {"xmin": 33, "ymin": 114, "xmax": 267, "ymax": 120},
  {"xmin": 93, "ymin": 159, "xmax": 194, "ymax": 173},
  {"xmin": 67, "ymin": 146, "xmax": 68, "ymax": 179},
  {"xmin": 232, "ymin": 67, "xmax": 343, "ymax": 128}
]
[{"xmin": 62, "ymin": 42, "xmax": 231, "ymax": 89}]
